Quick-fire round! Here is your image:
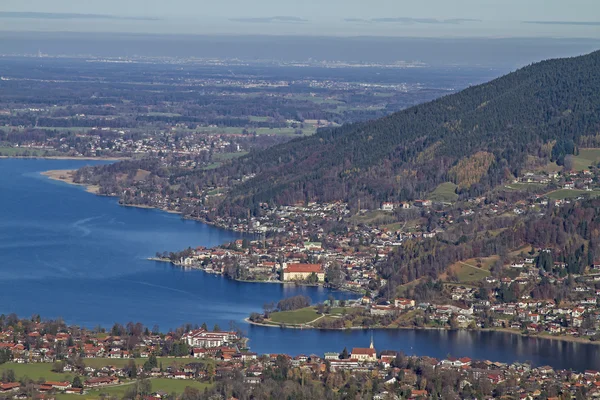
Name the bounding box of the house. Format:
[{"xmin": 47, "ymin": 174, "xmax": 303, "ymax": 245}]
[
  {"xmin": 380, "ymin": 350, "xmax": 398, "ymax": 365},
  {"xmin": 171, "ymin": 372, "xmax": 188, "ymax": 380},
  {"xmin": 394, "ymin": 298, "xmax": 415, "ymax": 309},
  {"xmin": 413, "ymin": 200, "xmax": 432, "ymax": 208},
  {"xmin": 84, "ymin": 377, "xmax": 119, "ymax": 387},
  {"xmin": 440, "ymin": 357, "xmax": 471, "ymax": 367},
  {"xmin": 370, "ymin": 305, "xmax": 395, "ymax": 316},
  {"xmin": 44, "ymin": 381, "xmax": 71, "ymax": 391},
  {"xmin": 381, "ymin": 202, "xmax": 395, "ymax": 211},
  {"xmin": 192, "ymin": 348, "xmax": 208, "ymax": 358},
  {"xmin": 0, "ymin": 382, "xmax": 21, "ymax": 393},
  {"xmin": 409, "ymin": 390, "xmax": 428, "ymax": 399},
  {"xmin": 328, "ymin": 359, "xmax": 360, "ymax": 371},
  {"xmin": 243, "ymin": 376, "xmax": 261, "ymax": 385},
  {"xmin": 282, "ymin": 263, "xmax": 325, "ymax": 282}
]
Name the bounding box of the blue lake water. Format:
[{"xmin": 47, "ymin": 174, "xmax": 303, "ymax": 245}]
[{"xmin": 2, "ymin": 158, "xmax": 600, "ymax": 371}]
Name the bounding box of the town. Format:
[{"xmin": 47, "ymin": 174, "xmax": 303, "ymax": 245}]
[{"xmin": 0, "ymin": 316, "xmax": 597, "ymax": 399}]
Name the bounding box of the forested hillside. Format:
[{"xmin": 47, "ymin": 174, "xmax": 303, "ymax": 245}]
[{"xmin": 213, "ymin": 50, "xmax": 600, "ymax": 215}]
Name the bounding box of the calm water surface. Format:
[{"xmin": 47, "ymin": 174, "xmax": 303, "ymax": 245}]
[{"xmin": 2, "ymin": 158, "xmax": 600, "ymax": 371}]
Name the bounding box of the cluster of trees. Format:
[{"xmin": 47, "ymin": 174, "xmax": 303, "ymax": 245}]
[{"xmin": 276, "ymin": 295, "xmax": 312, "ymax": 312}]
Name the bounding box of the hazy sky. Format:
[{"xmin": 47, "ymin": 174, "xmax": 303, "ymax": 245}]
[{"xmin": 1, "ymin": 0, "xmax": 599, "ymax": 37}]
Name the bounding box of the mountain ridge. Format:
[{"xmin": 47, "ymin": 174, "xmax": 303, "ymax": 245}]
[{"xmin": 214, "ymin": 50, "xmax": 600, "ymax": 213}]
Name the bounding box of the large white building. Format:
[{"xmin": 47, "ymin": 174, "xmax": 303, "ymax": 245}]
[{"xmin": 182, "ymin": 329, "xmax": 238, "ymax": 348}]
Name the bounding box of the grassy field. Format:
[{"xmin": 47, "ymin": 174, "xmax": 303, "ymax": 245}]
[
  {"xmin": 445, "ymin": 257, "xmax": 497, "ymax": 283},
  {"xmin": 546, "ymin": 189, "xmax": 591, "ymax": 200},
  {"xmin": 505, "ymin": 182, "xmax": 546, "ymax": 191},
  {"xmin": 269, "ymin": 307, "xmax": 321, "ymax": 324},
  {"xmin": 149, "ymin": 377, "xmax": 211, "ymax": 392},
  {"xmin": 350, "ymin": 210, "xmax": 397, "ymax": 226},
  {"xmin": 2, "ymin": 359, "xmax": 213, "ymax": 400},
  {"xmin": 0, "ymin": 362, "xmax": 72, "ymax": 381},
  {"xmin": 55, "ymin": 378, "xmax": 212, "ymax": 400},
  {"xmin": 0, "ymin": 357, "xmax": 200, "ymax": 381},
  {"xmin": 571, "ymin": 148, "xmax": 600, "ymax": 171},
  {"xmin": 212, "ymin": 151, "xmax": 248, "ymax": 162},
  {"xmin": 248, "ymin": 116, "xmax": 270, "ymax": 122},
  {"xmin": 428, "ymin": 182, "xmax": 458, "ymax": 202}
]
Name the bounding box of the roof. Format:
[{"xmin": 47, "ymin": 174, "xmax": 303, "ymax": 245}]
[
  {"xmin": 0, "ymin": 382, "xmax": 20, "ymax": 390},
  {"xmin": 351, "ymin": 348, "xmax": 376, "ymax": 355},
  {"xmin": 45, "ymin": 381, "xmax": 70, "ymax": 387},
  {"xmin": 285, "ymin": 263, "xmax": 323, "ymax": 274}
]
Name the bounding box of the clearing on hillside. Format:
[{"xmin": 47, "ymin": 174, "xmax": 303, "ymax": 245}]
[
  {"xmin": 571, "ymin": 148, "xmax": 600, "ymax": 171},
  {"xmin": 429, "ymin": 182, "xmax": 459, "ymax": 202}
]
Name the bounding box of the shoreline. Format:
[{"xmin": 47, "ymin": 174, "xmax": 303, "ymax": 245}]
[
  {"xmin": 40, "ymin": 167, "xmax": 248, "ymax": 233},
  {"xmin": 1, "ymin": 155, "xmax": 128, "ymax": 161},
  {"xmin": 41, "ymin": 169, "xmax": 101, "ymax": 194},
  {"xmin": 245, "ymin": 318, "xmax": 600, "ymax": 345},
  {"xmin": 147, "ymin": 257, "xmax": 356, "ymax": 291},
  {"xmin": 36, "ymin": 165, "xmax": 600, "ymax": 349}
]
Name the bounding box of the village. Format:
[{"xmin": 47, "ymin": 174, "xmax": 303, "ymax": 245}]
[
  {"xmin": 142, "ymin": 160, "xmax": 600, "ymax": 344},
  {"xmin": 0, "ymin": 317, "xmax": 600, "ymax": 399}
]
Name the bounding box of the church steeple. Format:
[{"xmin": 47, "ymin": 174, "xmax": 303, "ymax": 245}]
[{"xmin": 369, "ymin": 332, "xmax": 374, "ymax": 349}]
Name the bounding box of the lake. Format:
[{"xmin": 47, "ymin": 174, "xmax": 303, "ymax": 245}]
[{"xmin": 2, "ymin": 158, "xmax": 600, "ymax": 371}]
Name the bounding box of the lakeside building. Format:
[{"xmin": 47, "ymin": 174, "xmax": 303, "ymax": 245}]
[{"xmin": 282, "ymin": 263, "xmax": 325, "ymax": 282}]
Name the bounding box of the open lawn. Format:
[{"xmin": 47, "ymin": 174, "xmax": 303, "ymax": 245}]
[
  {"xmin": 428, "ymin": 182, "xmax": 458, "ymax": 202},
  {"xmin": 269, "ymin": 307, "xmax": 321, "ymax": 324}
]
